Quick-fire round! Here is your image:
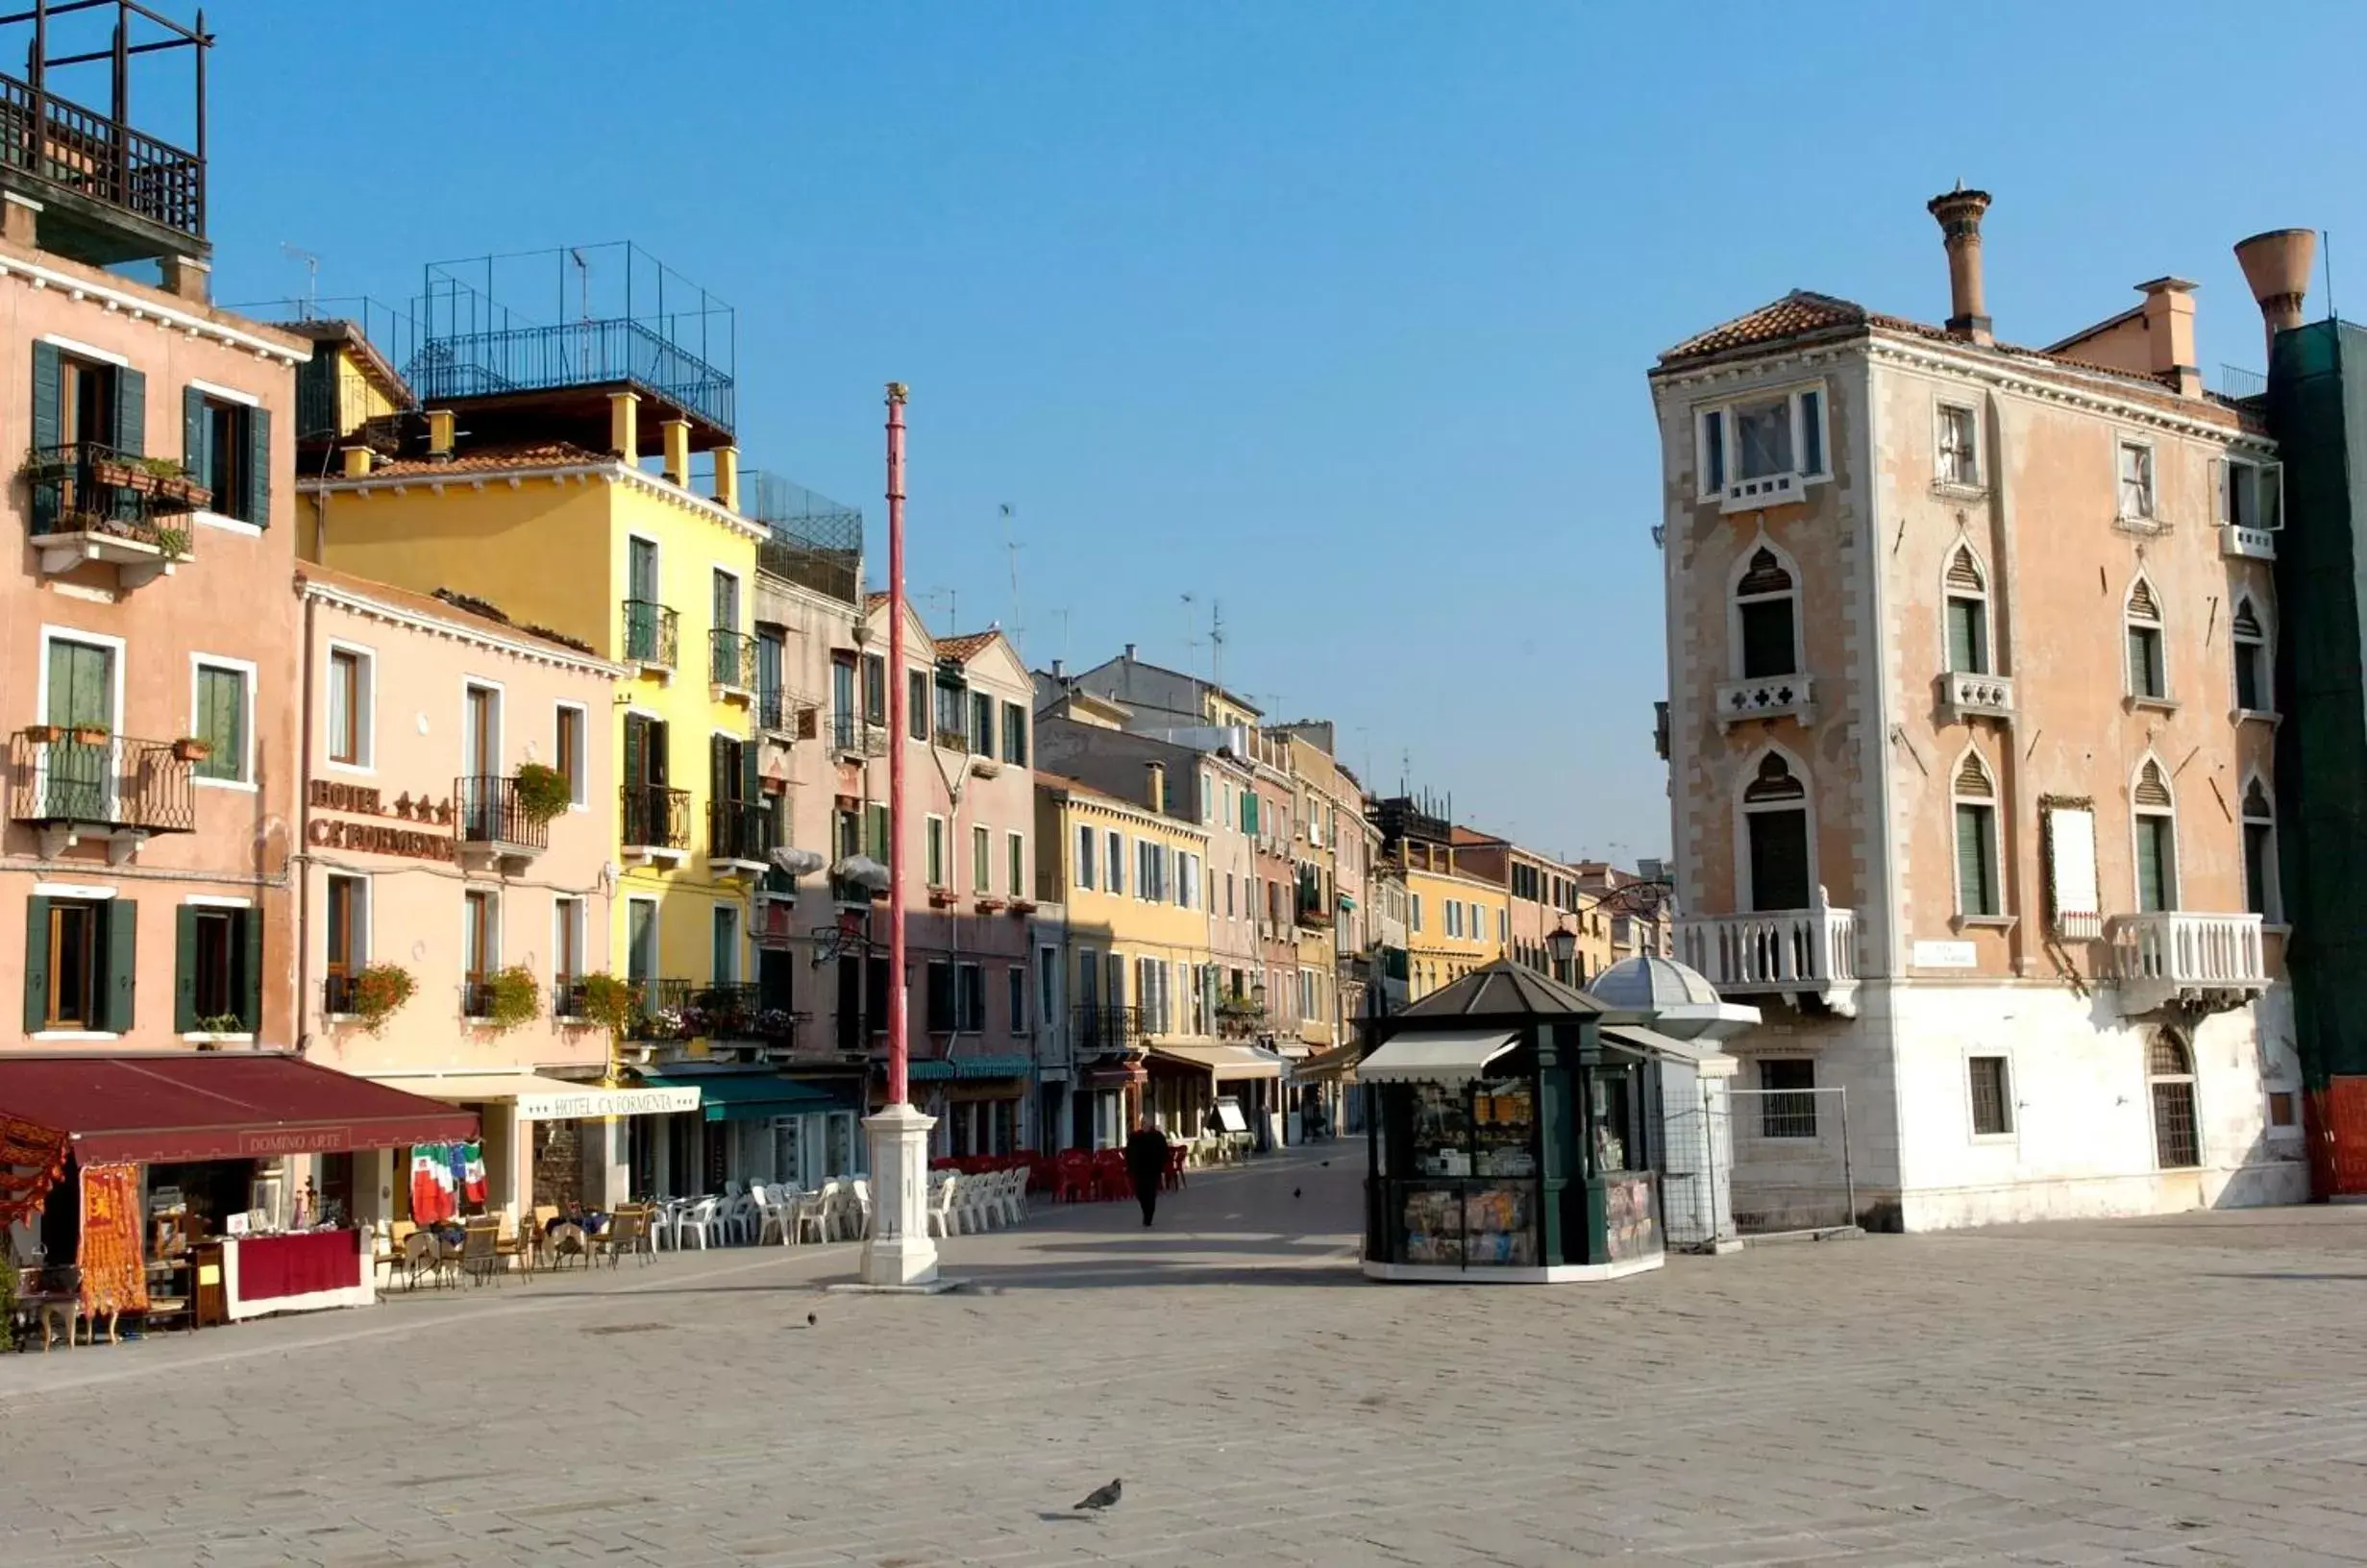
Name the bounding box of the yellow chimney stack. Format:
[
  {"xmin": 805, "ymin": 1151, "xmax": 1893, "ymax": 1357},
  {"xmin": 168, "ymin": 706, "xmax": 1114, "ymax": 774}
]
[{"xmin": 608, "ymin": 391, "xmax": 640, "ymax": 460}]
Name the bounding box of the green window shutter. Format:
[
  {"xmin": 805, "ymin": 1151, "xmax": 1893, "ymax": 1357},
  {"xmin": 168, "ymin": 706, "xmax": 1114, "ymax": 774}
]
[
  {"xmin": 867, "ymin": 802, "xmax": 889, "ymax": 861},
  {"xmin": 1955, "ymin": 805, "xmax": 1994, "ymax": 917},
  {"xmin": 2135, "ymin": 820, "xmax": 2166, "ymax": 914},
  {"xmin": 241, "ymin": 908, "xmax": 265, "ymax": 1034},
  {"xmin": 1946, "ymin": 600, "xmax": 1984, "ymax": 674},
  {"xmin": 741, "ymin": 736, "xmax": 760, "ymax": 807},
  {"xmin": 173, "ymin": 903, "xmax": 199, "ymax": 1034},
  {"xmin": 24, "ymin": 895, "xmax": 52, "ymax": 1034},
  {"xmin": 31, "ymin": 340, "xmax": 60, "ymax": 451},
  {"xmin": 247, "ymin": 405, "xmax": 272, "ymax": 526},
  {"xmin": 622, "ymin": 713, "xmax": 646, "ymax": 787},
  {"xmin": 105, "ymin": 897, "xmax": 137, "ymax": 1033},
  {"xmin": 708, "ymin": 733, "xmax": 731, "ymax": 803},
  {"xmin": 114, "ymin": 366, "xmax": 146, "ymax": 455},
  {"xmin": 183, "ymin": 385, "xmax": 210, "ymax": 498}
]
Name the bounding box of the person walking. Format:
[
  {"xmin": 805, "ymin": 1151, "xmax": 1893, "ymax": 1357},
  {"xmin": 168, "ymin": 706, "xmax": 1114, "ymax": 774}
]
[{"xmin": 1123, "ymin": 1116, "xmax": 1171, "ymax": 1228}]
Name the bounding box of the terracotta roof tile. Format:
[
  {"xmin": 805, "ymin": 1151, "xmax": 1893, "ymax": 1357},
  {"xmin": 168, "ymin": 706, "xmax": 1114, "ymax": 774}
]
[
  {"xmin": 354, "ymin": 440, "xmax": 610, "ymax": 479},
  {"xmin": 934, "ymin": 630, "xmax": 999, "ymax": 663}
]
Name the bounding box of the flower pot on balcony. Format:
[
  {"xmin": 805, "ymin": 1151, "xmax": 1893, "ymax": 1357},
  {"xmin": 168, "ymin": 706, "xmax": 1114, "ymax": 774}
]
[
  {"xmin": 927, "ymin": 888, "xmax": 958, "ymax": 908},
  {"xmin": 68, "ymin": 725, "xmax": 108, "ymax": 747},
  {"xmin": 89, "ymin": 454, "xmax": 144, "ymax": 490},
  {"xmin": 170, "ymin": 737, "xmax": 211, "ymax": 763},
  {"xmin": 19, "ymin": 723, "xmax": 62, "ymax": 745}
]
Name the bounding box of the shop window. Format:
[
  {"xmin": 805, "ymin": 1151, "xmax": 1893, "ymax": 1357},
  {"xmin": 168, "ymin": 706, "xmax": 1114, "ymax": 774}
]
[
  {"xmin": 1968, "ymin": 1056, "xmax": 2011, "ymax": 1136},
  {"xmin": 1757, "ymin": 1058, "xmax": 1817, "ymax": 1139}
]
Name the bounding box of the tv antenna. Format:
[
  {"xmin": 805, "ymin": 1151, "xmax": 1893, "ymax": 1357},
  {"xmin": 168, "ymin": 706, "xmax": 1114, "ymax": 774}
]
[
  {"xmin": 1000, "ymin": 503, "xmax": 1023, "ymax": 653},
  {"xmin": 1209, "ymin": 600, "xmax": 1226, "ymax": 698},
  {"xmin": 280, "ymin": 242, "xmax": 319, "ymax": 318},
  {"xmin": 1181, "ymin": 593, "xmax": 1200, "ymax": 686},
  {"xmin": 569, "ymin": 247, "xmax": 592, "ymax": 323}
]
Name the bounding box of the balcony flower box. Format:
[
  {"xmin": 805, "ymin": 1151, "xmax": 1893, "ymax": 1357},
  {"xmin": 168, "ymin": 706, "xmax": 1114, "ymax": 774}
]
[
  {"xmin": 145, "ymin": 466, "xmax": 210, "ymax": 514},
  {"xmin": 88, "ymin": 453, "xmax": 144, "ymax": 491},
  {"xmin": 927, "ymin": 887, "xmax": 958, "ymax": 908},
  {"xmin": 68, "ymin": 724, "xmax": 108, "ymax": 747},
  {"xmin": 1007, "ymin": 898, "xmax": 1037, "ymax": 915},
  {"xmin": 974, "ymin": 895, "xmax": 1006, "ymax": 913},
  {"xmin": 170, "ymin": 737, "xmax": 211, "ymax": 763},
  {"xmin": 18, "ymin": 723, "xmax": 62, "ymax": 745}
]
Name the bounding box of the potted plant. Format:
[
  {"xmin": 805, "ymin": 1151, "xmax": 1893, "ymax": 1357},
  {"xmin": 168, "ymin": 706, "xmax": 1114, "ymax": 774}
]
[
  {"xmin": 151, "ymin": 525, "xmax": 191, "ymax": 562},
  {"xmin": 479, "ymin": 965, "xmax": 541, "ymax": 1033},
  {"xmin": 19, "ymin": 446, "xmax": 71, "ymax": 485},
  {"xmin": 19, "ymin": 723, "xmax": 62, "ymax": 745},
  {"xmin": 350, "ymin": 963, "xmax": 417, "ymax": 1035},
  {"xmin": 68, "ymin": 723, "xmax": 108, "ymax": 747},
  {"xmin": 88, "ymin": 450, "xmax": 142, "ymax": 490},
  {"xmin": 193, "ymin": 1011, "xmax": 246, "ymax": 1036},
  {"xmin": 512, "ymin": 761, "xmax": 572, "ymax": 823},
  {"xmin": 170, "ymin": 735, "xmax": 211, "ymax": 763},
  {"xmin": 136, "ymin": 456, "xmax": 208, "ymax": 510}
]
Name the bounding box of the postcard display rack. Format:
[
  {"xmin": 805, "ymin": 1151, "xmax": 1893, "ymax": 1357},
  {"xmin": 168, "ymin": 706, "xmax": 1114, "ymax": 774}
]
[{"xmin": 1401, "ymin": 1080, "xmax": 1539, "ymax": 1267}]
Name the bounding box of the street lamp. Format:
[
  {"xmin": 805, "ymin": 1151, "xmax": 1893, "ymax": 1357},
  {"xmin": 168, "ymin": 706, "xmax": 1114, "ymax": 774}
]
[{"xmin": 1545, "ymin": 921, "xmax": 1578, "ymax": 975}]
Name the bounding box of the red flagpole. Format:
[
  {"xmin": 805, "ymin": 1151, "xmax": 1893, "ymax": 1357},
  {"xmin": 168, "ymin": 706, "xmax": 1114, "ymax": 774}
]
[{"xmin": 884, "ymin": 383, "xmax": 910, "ymax": 1109}]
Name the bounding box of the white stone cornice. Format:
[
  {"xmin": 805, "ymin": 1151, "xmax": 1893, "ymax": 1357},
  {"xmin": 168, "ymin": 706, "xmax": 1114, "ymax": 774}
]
[
  {"xmin": 1866, "ymin": 334, "xmax": 2267, "ymax": 451},
  {"xmin": 298, "ymin": 577, "xmax": 630, "ymax": 678},
  {"xmin": 0, "ymin": 253, "xmax": 310, "ymax": 365},
  {"xmin": 301, "ymin": 458, "xmax": 769, "ymax": 542}
]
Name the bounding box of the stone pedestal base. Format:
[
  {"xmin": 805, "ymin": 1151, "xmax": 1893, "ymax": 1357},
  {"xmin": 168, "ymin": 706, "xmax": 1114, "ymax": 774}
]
[{"xmin": 858, "ymin": 1101, "xmax": 940, "ymax": 1288}]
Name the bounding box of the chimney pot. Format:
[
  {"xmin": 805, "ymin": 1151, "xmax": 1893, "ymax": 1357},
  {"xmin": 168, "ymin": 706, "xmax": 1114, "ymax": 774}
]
[
  {"xmin": 1927, "ymin": 186, "xmax": 1995, "ymax": 346},
  {"xmin": 2234, "ymin": 228, "xmax": 2317, "ymax": 365},
  {"xmin": 2135, "ymin": 279, "xmax": 2203, "ymax": 398},
  {"xmin": 1049, "ymin": 658, "xmax": 1064, "ymax": 678},
  {"xmin": 1123, "ymin": 643, "xmax": 1137, "ymax": 661},
  {"xmin": 426, "ymin": 407, "xmax": 456, "ymax": 460}
]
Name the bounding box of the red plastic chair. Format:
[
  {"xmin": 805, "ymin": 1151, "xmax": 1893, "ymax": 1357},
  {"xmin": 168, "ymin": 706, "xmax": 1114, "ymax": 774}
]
[
  {"xmin": 1051, "ymin": 1150, "xmax": 1092, "ymax": 1203},
  {"xmin": 1162, "ymin": 1142, "xmax": 1189, "ymax": 1192},
  {"xmin": 1092, "ymin": 1151, "xmax": 1129, "ymax": 1201}
]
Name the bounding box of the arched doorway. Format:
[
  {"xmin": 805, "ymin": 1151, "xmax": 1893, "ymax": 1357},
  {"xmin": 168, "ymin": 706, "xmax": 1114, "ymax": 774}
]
[{"xmin": 2147, "ymin": 1030, "xmax": 2200, "ymax": 1170}]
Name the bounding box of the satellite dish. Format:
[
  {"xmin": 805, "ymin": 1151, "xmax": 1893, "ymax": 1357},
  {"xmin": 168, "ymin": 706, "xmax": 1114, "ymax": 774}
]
[{"xmin": 770, "ymin": 846, "xmax": 826, "ymax": 877}]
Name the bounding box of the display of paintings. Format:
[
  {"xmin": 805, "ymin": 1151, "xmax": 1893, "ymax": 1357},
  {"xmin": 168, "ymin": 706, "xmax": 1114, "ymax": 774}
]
[{"xmin": 1604, "ymin": 1172, "xmax": 1662, "ymax": 1263}]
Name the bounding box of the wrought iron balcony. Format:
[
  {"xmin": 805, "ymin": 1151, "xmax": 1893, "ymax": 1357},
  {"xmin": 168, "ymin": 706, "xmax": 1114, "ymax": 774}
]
[
  {"xmin": 708, "ymin": 798, "xmax": 775, "ymax": 872},
  {"xmin": 413, "ymin": 317, "xmax": 733, "ymax": 435},
  {"xmin": 0, "ymin": 65, "xmax": 205, "ymax": 247},
  {"xmin": 454, "ymin": 774, "xmax": 549, "ymax": 857},
  {"xmin": 1675, "ymin": 898, "xmax": 1860, "ymax": 1017},
  {"xmin": 2108, "ymin": 913, "xmax": 2268, "ymax": 1016},
  {"xmin": 686, "ymin": 981, "xmax": 761, "ymax": 1040},
  {"xmin": 23, "ymin": 442, "xmax": 210, "ymax": 587},
  {"xmin": 1937, "ymin": 671, "xmax": 2016, "ymax": 723},
  {"xmin": 461, "ymin": 974, "xmax": 495, "ymax": 1020},
  {"xmin": 620, "ymin": 783, "xmax": 690, "ymax": 855},
  {"xmin": 757, "ymin": 688, "xmax": 818, "ymax": 738},
  {"xmin": 830, "ymin": 712, "xmax": 888, "ymax": 759},
  {"xmin": 709, "ymin": 628, "xmax": 756, "ymax": 696},
  {"xmin": 621, "ymin": 599, "xmax": 678, "ymax": 672},
  {"xmin": 9, "ymin": 730, "xmax": 195, "ymax": 849},
  {"xmin": 625, "ymin": 977, "xmax": 695, "ymax": 1040},
  {"xmin": 1072, "ymin": 1005, "xmax": 1143, "ymax": 1054},
  {"xmin": 553, "ymin": 977, "xmax": 589, "ymax": 1019},
  {"xmin": 324, "ymin": 973, "xmax": 361, "ymax": 1016},
  {"xmin": 1715, "ymin": 674, "xmax": 1815, "ymax": 728}
]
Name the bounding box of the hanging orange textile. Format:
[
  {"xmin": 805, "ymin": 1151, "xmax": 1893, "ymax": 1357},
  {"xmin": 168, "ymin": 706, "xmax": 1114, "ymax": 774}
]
[
  {"xmin": 77, "ymin": 1163, "xmax": 149, "ymax": 1317},
  {"xmin": 0, "ymin": 1115, "xmax": 68, "ymax": 1230}
]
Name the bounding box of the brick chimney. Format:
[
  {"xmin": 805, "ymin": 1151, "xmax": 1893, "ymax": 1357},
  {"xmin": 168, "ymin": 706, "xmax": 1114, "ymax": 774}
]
[
  {"xmin": 1927, "ymin": 184, "xmax": 1995, "ymax": 346},
  {"xmin": 2135, "ymin": 279, "xmax": 2201, "ymax": 397},
  {"xmin": 2233, "ymin": 229, "xmax": 2317, "ymax": 363}
]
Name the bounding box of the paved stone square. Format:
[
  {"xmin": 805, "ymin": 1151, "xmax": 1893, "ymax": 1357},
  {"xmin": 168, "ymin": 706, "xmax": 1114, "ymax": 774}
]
[{"xmin": 6, "ymin": 1150, "xmax": 2367, "ymax": 1567}]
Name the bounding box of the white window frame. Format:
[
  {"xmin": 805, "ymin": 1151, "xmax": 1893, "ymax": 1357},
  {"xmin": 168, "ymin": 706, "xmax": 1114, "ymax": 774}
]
[
  {"xmin": 1075, "ymin": 823, "xmax": 1095, "ymax": 892},
  {"xmin": 2231, "ymin": 595, "xmax": 2274, "ymax": 720},
  {"xmin": 1733, "ymin": 743, "xmax": 1820, "ymax": 915},
  {"xmin": 555, "ymin": 701, "xmax": 589, "ymax": 808},
  {"xmin": 1105, "ymin": 829, "xmax": 1124, "ymax": 896},
  {"xmin": 37, "ymin": 623, "xmax": 126, "ymax": 736},
  {"xmin": 2240, "ymin": 772, "xmax": 2281, "ymax": 926},
  {"xmin": 624, "ymin": 894, "xmax": 660, "ymax": 980},
  {"xmin": 972, "ymin": 822, "xmax": 992, "ymax": 894},
  {"xmin": 188, "ymin": 651, "xmax": 259, "ymax": 792},
  {"xmin": 458, "ymin": 675, "xmax": 505, "ymax": 783},
  {"xmin": 1941, "ymin": 541, "xmax": 1992, "ymax": 675},
  {"xmin": 2218, "ymin": 455, "xmax": 2284, "ymax": 533},
  {"xmin": 1934, "ymin": 399, "xmax": 1983, "ymax": 492},
  {"xmin": 323, "ymin": 871, "xmax": 372, "ymax": 1018},
  {"xmin": 324, "ymin": 638, "xmax": 377, "ymax": 774},
  {"xmin": 2131, "ymin": 755, "xmax": 2181, "ymax": 914},
  {"xmin": 461, "ymin": 885, "xmax": 503, "ymax": 1004},
  {"xmin": 552, "ymin": 895, "xmax": 588, "ymax": 1011},
  {"xmin": 1949, "ymin": 747, "xmax": 2007, "ymax": 923},
  {"xmin": 1694, "ymin": 380, "xmax": 1833, "ymax": 510},
  {"xmin": 2116, "ymin": 437, "xmax": 2158, "ymax": 525},
  {"xmin": 1965, "ymin": 1050, "xmax": 2016, "ymax": 1141},
  {"xmin": 2124, "ymin": 575, "xmax": 2171, "ymax": 705},
  {"xmin": 1727, "ymin": 532, "xmax": 1805, "ymax": 682},
  {"xmin": 712, "ymin": 902, "xmax": 741, "ymax": 985}
]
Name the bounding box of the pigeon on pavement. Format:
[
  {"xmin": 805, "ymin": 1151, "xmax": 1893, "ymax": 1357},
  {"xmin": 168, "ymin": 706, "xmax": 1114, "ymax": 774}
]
[
  {"xmin": 1074, "ymin": 1479, "xmax": 1122, "ymax": 1512},
  {"xmin": 806, "ymin": 1311, "xmax": 818, "ymax": 1327},
  {"xmin": 1293, "ymin": 1188, "xmax": 1302, "ymax": 1198}
]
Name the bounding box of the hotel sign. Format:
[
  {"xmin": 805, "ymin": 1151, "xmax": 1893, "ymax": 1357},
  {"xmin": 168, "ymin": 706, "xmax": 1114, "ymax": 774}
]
[
  {"xmin": 306, "ymin": 778, "xmax": 457, "ymax": 862},
  {"xmin": 513, "ymin": 1086, "xmax": 701, "ymax": 1120}
]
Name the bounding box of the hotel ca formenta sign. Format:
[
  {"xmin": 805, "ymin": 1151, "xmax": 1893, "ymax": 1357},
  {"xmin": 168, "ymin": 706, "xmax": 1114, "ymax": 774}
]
[{"xmin": 306, "ymin": 779, "xmax": 458, "ymax": 863}]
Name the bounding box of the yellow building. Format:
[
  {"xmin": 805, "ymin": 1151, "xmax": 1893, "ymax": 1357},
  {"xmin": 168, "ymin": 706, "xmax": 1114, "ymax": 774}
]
[
  {"xmin": 291, "ymin": 272, "xmax": 770, "ymax": 1055},
  {"xmin": 1035, "ymin": 771, "xmax": 1278, "ymax": 1146},
  {"xmin": 1403, "ymin": 854, "xmax": 1510, "ymax": 1002}
]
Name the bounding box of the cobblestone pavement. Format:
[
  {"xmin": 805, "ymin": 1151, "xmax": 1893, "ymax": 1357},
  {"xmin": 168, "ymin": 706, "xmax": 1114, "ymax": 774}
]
[{"xmin": 7, "ymin": 1150, "xmax": 2367, "ymax": 1567}]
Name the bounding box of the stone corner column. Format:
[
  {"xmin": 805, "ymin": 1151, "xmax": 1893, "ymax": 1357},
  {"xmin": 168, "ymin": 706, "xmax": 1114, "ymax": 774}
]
[{"xmin": 859, "ymin": 1102, "xmax": 940, "ymax": 1286}]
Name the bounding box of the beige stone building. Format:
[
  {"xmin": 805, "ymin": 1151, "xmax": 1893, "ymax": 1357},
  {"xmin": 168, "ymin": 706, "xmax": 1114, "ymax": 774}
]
[{"xmin": 1652, "ymin": 187, "xmax": 2305, "ymax": 1231}]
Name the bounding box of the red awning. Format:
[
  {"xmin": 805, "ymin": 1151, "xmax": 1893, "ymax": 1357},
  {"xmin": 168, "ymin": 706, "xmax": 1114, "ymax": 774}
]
[{"xmin": 0, "ymin": 1054, "xmax": 479, "ymax": 1164}]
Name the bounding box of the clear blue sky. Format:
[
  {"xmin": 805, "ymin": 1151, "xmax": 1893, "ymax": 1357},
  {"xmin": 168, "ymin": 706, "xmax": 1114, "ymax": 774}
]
[{"xmin": 198, "ymin": 1, "xmax": 2367, "ymax": 867}]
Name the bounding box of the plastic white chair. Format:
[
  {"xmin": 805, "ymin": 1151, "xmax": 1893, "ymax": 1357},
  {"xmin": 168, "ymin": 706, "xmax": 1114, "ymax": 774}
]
[
  {"xmin": 756, "ymin": 1186, "xmax": 797, "ymax": 1245},
  {"xmin": 996, "ymin": 1168, "xmax": 1026, "ymax": 1228},
  {"xmin": 675, "ymin": 1197, "xmax": 723, "ymax": 1250},
  {"xmin": 925, "ymin": 1174, "xmax": 960, "ymax": 1238},
  {"xmin": 722, "ymin": 1192, "xmax": 758, "ymax": 1245},
  {"xmin": 791, "ymin": 1187, "xmax": 829, "ymax": 1244},
  {"xmin": 848, "ymin": 1179, "xmax": 872, "ymax": 1239}
]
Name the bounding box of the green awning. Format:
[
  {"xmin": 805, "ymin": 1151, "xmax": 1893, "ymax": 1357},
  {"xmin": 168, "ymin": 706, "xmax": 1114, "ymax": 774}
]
[
  {"xmin": 907, "ymin": 1055, "xmax": 1033, "ymax": 1082},
  {"xmin": 641, "ymin": 1073, "xmax": 840, "ymax": 1123}
]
